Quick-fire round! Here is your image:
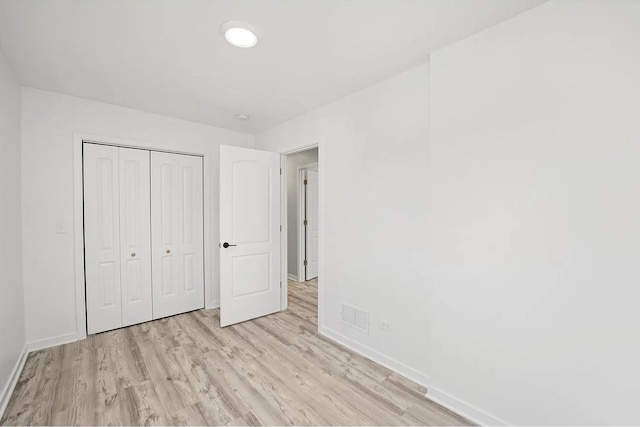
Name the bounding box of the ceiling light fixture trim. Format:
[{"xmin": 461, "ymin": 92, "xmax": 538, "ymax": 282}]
[{"xmin": 220, "ymin": 21, "xmax": 258, "ymax": 48}]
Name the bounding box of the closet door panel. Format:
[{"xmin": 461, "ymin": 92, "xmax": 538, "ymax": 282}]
[
  {"xmin": 179, "ymin": 155, "xmax": 204, "ymax": 310},
  {"xmin": 151, "ymin": 152, "xmax": 204, "ymax": 319},
  {"xmin": 83, "ymin": 143, "xmax": 122, "ymax": 334},
  {"xmin": 119, "ymin": 148, "xmax": 152, "ymax": 327},
  {"xmin": 152, "ymin": 152, "xmax": 179, "ymax": 318}
]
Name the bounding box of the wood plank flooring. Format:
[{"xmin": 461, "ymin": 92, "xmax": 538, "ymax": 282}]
[{"xmin": 1, "ymin": 279, "xmax": 472, "ymax": 426}]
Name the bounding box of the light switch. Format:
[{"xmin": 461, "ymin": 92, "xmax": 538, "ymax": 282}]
[{"xmin": 56, "ymin": 221, "xmax": 68, "ymax": 234}]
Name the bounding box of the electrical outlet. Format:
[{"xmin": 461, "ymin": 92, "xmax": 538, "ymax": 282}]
[{"xmin": 380, "ymin": 320, "xmax": 392, "ymax": 332}]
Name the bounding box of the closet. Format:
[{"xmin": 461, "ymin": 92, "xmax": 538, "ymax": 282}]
[{"xmin": 83, "ymin": 143, "xmax": 204, "ymax": 335}]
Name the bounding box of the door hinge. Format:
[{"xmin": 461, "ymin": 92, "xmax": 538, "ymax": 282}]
[
  {"xmin": 280, "ymin": 224, "xmax": 282, "ymax": 232},
  {"xmin": 304, "ymin": 179, "xmax": 308, "ymax": 185},
  {"xmin": 304, "ymin": 260, "xmax": 308, "ymax": 266},
  {"xmin": 280, "ymin": 168, "xmax": 282, "ymax": 175},
  {"xmin": 303, "ymin": 219, "xmax": 308, "ymax": 226},
  {"xmin": 280, "ymin": 281, "xmax": 282, "ymax": 288}
]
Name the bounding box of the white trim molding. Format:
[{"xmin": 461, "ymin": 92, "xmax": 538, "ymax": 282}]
[
  {"xmin": 0, "ymin": 345, "xmax": 28, "ymax": 420},
  {"xmin": 279, "ymin": 154, "xmax": 288, "ymax": 311},
  {"xmin": 1, "ymin": 334, "xmax": 81, "ymax": 420},
  {"xmin": 26, "ymin": 332, "xmax": 79, "ymax": 353},
  {"xmin": 319, "ymin": 324, "xmax": 504, "ymax": 426},
  {"xmin": 426, "ymin": 386, "xmax": 510, "ymax": 426},
  {"xmin": 319, "ymin": 326, "xmax": 432, "ymax": 387}
]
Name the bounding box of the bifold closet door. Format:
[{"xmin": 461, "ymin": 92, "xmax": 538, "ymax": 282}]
[
  {"xmin": 84, "ymin": 144, "xmax": 121, "ymax": 334},
  {"xmin": 151, "ymin": 151, "xmax": 204, "ymax": 319},
  {"xmin": 119, "ymin": 148, "xmax": 153, "ymax": 327},
  {"xmin": 84, "ymin": 144, "xmax": 152, "ymax": 334}
]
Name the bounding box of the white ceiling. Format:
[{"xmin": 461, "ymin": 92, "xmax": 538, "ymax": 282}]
[{"xmin": 0, "ymin": 0, "xmax": 545, "ymax": 133}]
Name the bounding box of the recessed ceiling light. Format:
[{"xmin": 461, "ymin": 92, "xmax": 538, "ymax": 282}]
[
  {"xmin": 221, "ymin": 21, "xmax": 258, "ymax": 48},
  {"xmin": 236, "ymin": 114, "xmax": 250, "ymax": 121}
]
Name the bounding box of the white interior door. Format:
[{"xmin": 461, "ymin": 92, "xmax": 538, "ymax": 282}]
[
  {"xmin": 84, "ymin": 143, "xmax": 122, "ymax": 334},
  {"xmin": 305, "ymin": 169, "xmax": 319, "ymax": 280},
  {"xmin": 151, "ymin": 151, "xmax": 204, "ymax": 319},
  {"xmin": 119, "ymin": 148, "xmax": 152, "ymax": 327},
  {"xmin": 219, "ymin": 145, "xmax": 281, "ymax": 327}
]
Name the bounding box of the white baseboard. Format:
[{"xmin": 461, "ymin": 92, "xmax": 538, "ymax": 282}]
[
  {"xmin": 0, "ymin": 344, "xmax": 28, "ymax": 420},
  {"xmin": 208, "ymin": 300, "xmax": 220, "ymax": 309},
  {"xmin": 3, "ymin": 326, "xmax": 507, "ymax": 426},
  {"xmin": 319, "ymin": 325, "xmax": 431, "ymax": 387},
  {"xmin": 319, "ymin": 325, "xmax": 507, "ymax": 426},
  {"xmin": 426, "ymin": 386, "xmax": 510, "ymax": 426},
  {"xmin": 1, "ymin": 332, "xmax": 82, "ymax": 420},
  {"xmin": 287, "ymin": 273, "xmax": 299, "ymax": 282},
  {"xmin": 25, "ymin": 332, "xmax": 78, "ymax": 353}
]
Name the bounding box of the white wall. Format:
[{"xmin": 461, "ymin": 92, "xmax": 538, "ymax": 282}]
[
  {"xmin": 429, "ymin": 1, "xmax": 640, "ymax": 425},
  {"xmin": 257, "ymin": 63, "xmax": 432, "ymax": 384},
  {"xmin": 258, "ymin": 2, "xmax": 640, "ymax": 424},
  {"xmin": 286, "ymin": 148, "xmax": 318, "ymax": 279},
  {"xmin": 0, "ymin": 50, "xmax": 25, "ymax": 411},
  {"xmin": 21, "ymin": 88, "xmax": 254, "ymax": 346},
  {"xmin": 10, "ymin": 1, "xmax": 640, "ymax": 424}
]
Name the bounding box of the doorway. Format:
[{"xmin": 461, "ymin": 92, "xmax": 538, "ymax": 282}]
[
  {"xmin": 218, "ymin": 144, "xmax": 321, "ymax": 327},
  {"xmin": 285, "ymin": 147, "xmax": 319, "ymax": 308}
]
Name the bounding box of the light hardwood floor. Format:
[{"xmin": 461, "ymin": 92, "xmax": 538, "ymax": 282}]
[{"xmin": 1, "ymin": 279, "xmax": 472, "ymax": 426}]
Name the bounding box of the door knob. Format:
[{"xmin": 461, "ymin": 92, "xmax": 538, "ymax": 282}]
[
  {"xmin": 222, "ymin": 242, "xmax": 237, "ymax": 248},
  {"xmin": 131, "ymin": 252, "xmax": 136, "ymax": 257},
  {"xmin": 166, "ymin": 249, "xmax": 171, "ymax": 254}
]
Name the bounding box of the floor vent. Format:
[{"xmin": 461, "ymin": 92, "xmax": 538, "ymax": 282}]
[{"xmin": 341, "ymin": 303, "xmax": 369, "ymax": 334}]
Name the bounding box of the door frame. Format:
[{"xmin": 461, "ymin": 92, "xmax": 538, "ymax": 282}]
[
  {"xmin": 296, "ymin": 163, "xmax": 319, "ymax": 281},
  {"xmin": 279, "ymin": 143, "xmax": 323, "ymax": 327},
  {"xmin": 72, "ymin": 132, "xmax": 210, "ymax": 340}
]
